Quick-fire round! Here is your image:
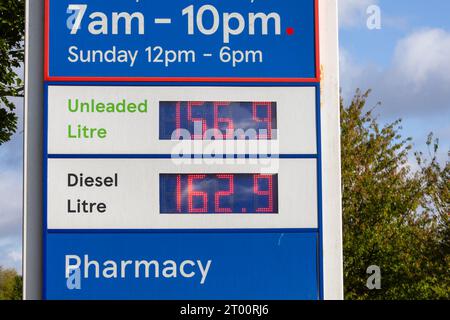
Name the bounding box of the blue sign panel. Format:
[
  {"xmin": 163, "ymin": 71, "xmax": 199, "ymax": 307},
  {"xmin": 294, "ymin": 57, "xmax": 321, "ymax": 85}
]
[
  {"xmin": 45, "ymin": 232, "xmax": 319, "ymax": 300},
  {"xmin": 45, "ymin": 0, "xmax": 318, "ymax": 81}
]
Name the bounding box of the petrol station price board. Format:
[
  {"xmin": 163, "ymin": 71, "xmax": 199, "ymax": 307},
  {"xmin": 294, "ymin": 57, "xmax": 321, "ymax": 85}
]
[{"xmin": 38, "ymin": 0, "xmax": 340, "ymax": 300}]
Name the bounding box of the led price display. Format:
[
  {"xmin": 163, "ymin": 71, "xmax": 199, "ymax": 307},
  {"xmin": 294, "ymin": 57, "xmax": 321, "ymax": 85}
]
[
  {"xmin": 160, "ymin": 174, "xmax": 278, "ymax": 214},
  {"xmin": 159, "ymin": 101, "xmax": 277, "ymax": 140}
]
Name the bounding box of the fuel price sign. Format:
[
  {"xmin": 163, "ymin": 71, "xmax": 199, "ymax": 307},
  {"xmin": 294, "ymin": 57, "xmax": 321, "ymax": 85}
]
[{"xmin": 24, "ymin": 0, "xmax": 343, "ymax": 300}]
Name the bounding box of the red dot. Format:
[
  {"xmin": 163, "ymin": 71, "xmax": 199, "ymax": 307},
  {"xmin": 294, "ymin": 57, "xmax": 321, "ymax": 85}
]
[{"xmin": 286, "ymin": 27, "xmax": 295, "ymax": 35}]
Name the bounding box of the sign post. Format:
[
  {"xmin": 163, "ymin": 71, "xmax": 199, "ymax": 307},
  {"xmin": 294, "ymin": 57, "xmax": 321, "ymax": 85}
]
[{"xmin": 24, "ymin": 0, "xmax": 343, "ymax": 299}]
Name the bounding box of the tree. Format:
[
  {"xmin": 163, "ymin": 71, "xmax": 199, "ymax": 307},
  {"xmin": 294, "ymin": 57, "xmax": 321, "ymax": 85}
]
[
  {"xmin": 0, "ymin": 0, "xmax": 25, "ymax": 145},
  {"xmin": 341, "ymin": 89, "xmax": 449, "ymax": 300},
  {"xmin": 0, "ymin": 267, "xmax": 22, "ymax": 300}
]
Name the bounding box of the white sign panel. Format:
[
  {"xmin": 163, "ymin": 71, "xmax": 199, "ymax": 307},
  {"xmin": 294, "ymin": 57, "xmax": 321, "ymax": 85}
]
[
  {"xmin": 47, "ymin": 86, "xmax": 317, "ymax": 155},
  {"xmin": 47, "ymin": 158, "xmax": 318, "ymax": 230}
]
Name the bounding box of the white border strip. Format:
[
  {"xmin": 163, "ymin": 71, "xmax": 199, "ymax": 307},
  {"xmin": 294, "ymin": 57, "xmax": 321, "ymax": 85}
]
[{"xmin": 319, "ymin": 0, "xmax": 344, "ymax": 300}]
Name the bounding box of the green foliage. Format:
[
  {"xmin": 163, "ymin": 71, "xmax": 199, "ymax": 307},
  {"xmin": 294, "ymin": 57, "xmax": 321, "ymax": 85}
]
[
  {"xmin": 0, "ymin": 0, "xmax": 25, "ymax": 145},
  {"xmin": 342, "ymin": 89, "xmax": 450, "ymax": 300},
  {"xmin": 0, "ymin": 267, "xmax": 22, "ymax": 300}
]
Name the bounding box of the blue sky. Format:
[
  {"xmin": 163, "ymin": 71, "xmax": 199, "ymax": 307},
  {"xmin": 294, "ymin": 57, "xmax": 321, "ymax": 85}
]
[
  {"xmin": 0, "ymin": 94, "xmax": 23, "ymax": 272},
  {"xmin": 0, "ymin": 0, "xmax": 449, "ymax": 272}
]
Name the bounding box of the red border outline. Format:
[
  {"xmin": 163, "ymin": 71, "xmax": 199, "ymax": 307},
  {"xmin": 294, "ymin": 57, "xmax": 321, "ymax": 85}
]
[{"xmin": 44, "ymin": 0, "xmax": 320, "ymax": 83}]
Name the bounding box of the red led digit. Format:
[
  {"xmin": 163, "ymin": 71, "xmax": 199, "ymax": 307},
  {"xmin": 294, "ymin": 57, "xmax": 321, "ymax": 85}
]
[
  {"xmin": 215, "ymin": 174, "xmax": 234, "ymax": 213},
  {"xmin": 253, "ymin": 174, "xmax": 274, "ymax": 213},
  {"xmin": 176, "ymin": 174, "xmax": 182, "ymax": 213},
  {"xmin": 252, "ymin": 102, "xmax": 272, "ymax": 139},
  {"xmin": 187, "ymin": 101, "xmax": 207, "ymax": 140},
  {"xmin": 214, "ymin": 102, "xmax": 234, "ymax": 139},
  {"xmin": 188, "ymin": 174, "xmax": 208, "ymax": 213},
  {"xmin": 175, "ymin": 102, "xmax": 182, "ymax": 139}
]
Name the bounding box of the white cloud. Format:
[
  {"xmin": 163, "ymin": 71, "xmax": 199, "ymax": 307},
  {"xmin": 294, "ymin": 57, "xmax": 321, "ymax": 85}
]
[
  {"xmin": 8, "ymin": 250, "xmax": 21, "ymax": 263},
  {"xmin": 340, "ymin": 28, "xmax": 450, "ymax": 166},
  {"xmin": 380, "ymin": 29, "xmax": 450, "ymax": 117},
  {"xmin": 0, "ymin": 166, "xmax": 23, "ymax": 273},
  {"xmin": 0, "ymin": 237, "xmax": 21, "ymax": 272},
  {"xmin": 0, "ymin": 168, "xmax": 22, "ymax": 237},
  {"xmin": 340, "ymin": 28, "xmax": 450, "ymax": 116},
  {"xmin": 392, "ymin": 28, "xmax": 450, "ymax": 88},
  {"xmin": 339, "ymin": 47, "xmax": 379, "ymax": 99},
  {"xmin": 338, "ymin": 0, "xmax": 378, "ymax": 28},
  {"xmin": 339, "ymin": 48, "xmax": 361, "ymax": 91}
]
